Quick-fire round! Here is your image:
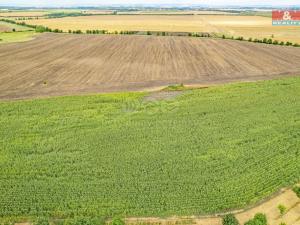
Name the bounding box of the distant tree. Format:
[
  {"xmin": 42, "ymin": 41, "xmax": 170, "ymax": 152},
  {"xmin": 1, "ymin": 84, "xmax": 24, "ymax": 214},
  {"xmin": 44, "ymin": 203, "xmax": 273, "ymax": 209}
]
[
  {"xmin": 12, "ymin": 28, "xmax": 16, "ymax": 32},
  {"xmin": 222, "ymin": 214, "xmax": 240, "ymax": 225},
  {"xmin": 279, "ymin": 41, "xmax": 285, "ymax": 45},
  {"xmin": 263, "ymin": 38, "xmax": 268, "ymax": 43},
  {"xmin": 248, "ymin": 37, "xmax": 252, "ymax": 42},
  {"xmin": 286, "ymin": 41, "xmax": 292, "ymax": 46},
  {"xmin": 147, "ymin": 31, "xmax": 151, "ymax": 35},
  {"xmin": 222, "ymin": 34, "xmax": 226, "ymax": 39},
  {"xmin": 293, "ymin": 43, "xmax": 300, "ymax": 47},
  {"xmin": 273, "ymin": 40, "xmax": 279, "ymax": 45},
  {"xmin": 267, "ymin": 39, "xmax": 273, "ymax": 44}
]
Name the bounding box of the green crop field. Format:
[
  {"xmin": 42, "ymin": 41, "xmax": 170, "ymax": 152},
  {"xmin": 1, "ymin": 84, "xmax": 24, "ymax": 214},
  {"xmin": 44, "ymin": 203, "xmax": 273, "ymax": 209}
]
[
  {"xmin": 0, "ymin": 77, "xmax": 300, "ymax": 222},
  {"xmin": 0, "ymin": 31, "xmax": 36, "ymax": 43}
]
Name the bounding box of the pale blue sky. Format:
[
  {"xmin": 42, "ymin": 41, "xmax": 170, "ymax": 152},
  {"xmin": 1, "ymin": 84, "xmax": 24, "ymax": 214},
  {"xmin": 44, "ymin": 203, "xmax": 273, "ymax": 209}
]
[{"xmin": 0, "ymin": 0, "xmax": 299, "ymax": 7}]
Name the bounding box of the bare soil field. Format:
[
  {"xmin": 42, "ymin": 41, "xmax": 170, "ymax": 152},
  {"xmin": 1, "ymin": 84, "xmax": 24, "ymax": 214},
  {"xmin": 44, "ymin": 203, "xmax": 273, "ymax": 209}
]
[
  {"xmin": 0, "ymin": 23, "xmax": 9, "ymax": 32},
  {"xmin": 0, "ymin": 33, "xmax": 300, "ymax": 100}
]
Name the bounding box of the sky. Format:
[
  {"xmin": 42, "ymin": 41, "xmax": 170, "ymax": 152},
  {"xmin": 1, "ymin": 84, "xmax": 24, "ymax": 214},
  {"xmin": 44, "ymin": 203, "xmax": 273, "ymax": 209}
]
[{"xmin": 0, "ymin": 0, "xmax": 299, "ymax": 7}]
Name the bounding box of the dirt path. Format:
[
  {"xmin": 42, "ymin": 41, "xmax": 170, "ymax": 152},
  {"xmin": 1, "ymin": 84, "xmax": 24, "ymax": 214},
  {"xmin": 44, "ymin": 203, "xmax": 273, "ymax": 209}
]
[
  {"xmin": 126, "ymin": 187, "xmax": 300, "ymax": 225},
  {"xmin": 1, "ymin": 33, "xmax": 300, "ymax": 100}
]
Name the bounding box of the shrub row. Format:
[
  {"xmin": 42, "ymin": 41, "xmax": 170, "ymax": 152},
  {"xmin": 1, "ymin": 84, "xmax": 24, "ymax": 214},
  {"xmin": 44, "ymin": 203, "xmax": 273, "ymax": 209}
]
[
  {"xmin": 1, "ymin": 18, "xmax": 299, "ymax": 47},
  {"xmin": 222, "ymin": 213, "xmax": 267, "ymax": 225},
  {"xmin": 221, "ymin": 34, "xmax": 300, "ymax": 47}
]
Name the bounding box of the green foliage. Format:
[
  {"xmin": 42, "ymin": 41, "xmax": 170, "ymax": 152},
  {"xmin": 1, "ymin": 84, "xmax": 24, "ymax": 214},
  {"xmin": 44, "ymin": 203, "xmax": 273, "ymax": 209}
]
[
  {"xmin": 35, "ymin": 217, "xmax": 50, "ymax": 225},
  {"xmin": 244, "ymin": 213, "xmax": 267, "ymax": 225},
  {"xmin": 111, "ymin": 217, "xmax": 125, "ymax": 225},
  {"xmin": 47, "ymin": 12, "xmax": 86, "ymax": 18},
  {"xmin": 222, "ymin": 214, "xmax": 240, "ymax": 225},
  {"xmin": 0, "ymin": 78, "xmax": 300, "ymax": 217},
  {"xmin": 236, "ymin": 36, "xmax": 244, "ymax": 41},
  {"xmin": 63, "ymin": 217, "xmax": 105, "ymax": 225},
  {"xmin": 277, "ymin": 204, "xmax": 286, "ymax": 215},
  {"xmin": 292, "ymin": 186, "xmax": 300, "ymax": 198},
  {"xmin": 35, "ymin": 25, "xmax": 52, "ymax": 33},
  {"xmin": 163, "ymin": 83, "xmax": 185, "ymax": 91},
  {"xmin": 279, "ymin": 222, "xmax": 287, "ymax": 225}
]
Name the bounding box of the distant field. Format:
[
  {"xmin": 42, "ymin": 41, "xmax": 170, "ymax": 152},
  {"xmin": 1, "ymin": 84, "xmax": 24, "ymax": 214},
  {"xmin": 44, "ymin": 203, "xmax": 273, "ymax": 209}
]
[
  {"xmin": 22, "ymin": 14, "xmax": 300, "ymax": 43},
  {"xmin": 1, "ymin": 33, "xmax": 300, "ymax": 100},
  {"xmin": 0, "ymin": 31, "xmax": 36, "ymax": 43},
  {"xmin": 0, "ymin": 20, "xmax": 33, "ymax": 32},
  {"xmin": 0, "ymin": 10, "xmax": 48, "ymax": 17},
  {"xmin": 116, "ymin": 10, "xmax": 236, "ymax": 15},
  {"xmin": 0, "ymin": 76, "xmax": 299, "ymax": 219}
]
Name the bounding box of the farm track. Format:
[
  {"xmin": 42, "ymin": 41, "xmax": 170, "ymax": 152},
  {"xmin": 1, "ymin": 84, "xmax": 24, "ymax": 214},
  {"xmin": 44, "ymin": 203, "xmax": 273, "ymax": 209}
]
[{"xmin": 1, "ymin": 33, "xmax": 300, "ymax": 100}]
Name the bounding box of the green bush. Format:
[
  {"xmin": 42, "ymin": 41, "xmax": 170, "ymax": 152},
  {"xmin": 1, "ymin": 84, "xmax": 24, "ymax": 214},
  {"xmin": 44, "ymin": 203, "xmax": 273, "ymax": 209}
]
[
  {"xmin": 244, "ymin": 213, "xmax": 267, "ymax": 225},
  {"xmin": 279, "ymin": 222, "xmax": 287, "ymax": 225},
  {"xmin": 111, "ymin": 217, "xmax": 125, "ymax": 225},
  {"xmin": 267, "ymin": 39, "xmax": 273, "ymax": 44},
  {"xmin": 278, "ymin": 204, "xmax": 286, "ymax": 215},
  {"xmin": 293, "ymin": 186, "xmax": 300, "ymax": 198},
  {"xmin": 222, "ymin": 214, "xmax": 240, "ymax": 225}
]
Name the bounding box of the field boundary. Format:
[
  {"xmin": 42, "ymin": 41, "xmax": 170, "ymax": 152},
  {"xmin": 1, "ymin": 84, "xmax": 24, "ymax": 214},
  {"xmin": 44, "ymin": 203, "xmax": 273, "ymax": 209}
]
[{"xmin": 125, "ymin": 184, "xmax": 300, "ymax": 225}]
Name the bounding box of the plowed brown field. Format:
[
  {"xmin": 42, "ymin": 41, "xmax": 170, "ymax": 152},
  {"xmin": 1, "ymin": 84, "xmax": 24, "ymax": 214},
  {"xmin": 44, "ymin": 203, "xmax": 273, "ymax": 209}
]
[{"xmin": 1, "ymin": 33, "xmax": 300, "ymax": 100}]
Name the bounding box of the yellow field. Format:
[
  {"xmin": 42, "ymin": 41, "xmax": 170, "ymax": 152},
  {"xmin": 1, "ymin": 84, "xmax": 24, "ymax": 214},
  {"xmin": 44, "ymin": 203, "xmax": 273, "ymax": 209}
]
[{"xmin": 23, "ymin": 15, "xmax": 300, "ymax": 43}]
